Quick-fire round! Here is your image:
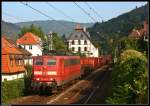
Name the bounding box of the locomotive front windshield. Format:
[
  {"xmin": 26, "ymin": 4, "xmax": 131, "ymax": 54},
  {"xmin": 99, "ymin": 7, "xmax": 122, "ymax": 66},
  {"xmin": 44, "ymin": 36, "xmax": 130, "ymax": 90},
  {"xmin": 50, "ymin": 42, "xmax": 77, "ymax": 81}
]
[
  {"xmin": 47, "ymin": 59, "xmax": 56, "ymax": 65},
  {"xmin": 34, "ymin": 59, "xmax": 43, "ymax": 65}
]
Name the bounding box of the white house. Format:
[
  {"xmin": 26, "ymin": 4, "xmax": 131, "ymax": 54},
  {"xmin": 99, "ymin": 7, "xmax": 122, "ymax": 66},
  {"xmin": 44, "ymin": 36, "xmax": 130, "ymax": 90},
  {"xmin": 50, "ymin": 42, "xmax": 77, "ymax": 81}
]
[
  {"xmin": 68, "ymin": 24, "xmax": 99, "ymax": 57},
  {"xmin": 17, "ymin": 32, "xmax": 43, "ymax": 64}
]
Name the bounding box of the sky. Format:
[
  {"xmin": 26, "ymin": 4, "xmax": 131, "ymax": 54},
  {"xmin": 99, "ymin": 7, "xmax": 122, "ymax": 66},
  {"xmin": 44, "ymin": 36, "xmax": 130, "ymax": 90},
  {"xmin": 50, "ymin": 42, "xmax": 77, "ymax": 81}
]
[{"xmin": 2, "ymin": 1, "xmax": 148, "ymax": 23}]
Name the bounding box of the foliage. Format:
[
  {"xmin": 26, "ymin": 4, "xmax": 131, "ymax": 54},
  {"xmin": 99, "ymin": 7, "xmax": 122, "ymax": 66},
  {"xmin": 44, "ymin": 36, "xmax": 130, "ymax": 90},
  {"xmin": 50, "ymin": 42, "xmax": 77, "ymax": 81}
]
[
  {"xmin": 88, "ymin": 3, "xmax": 148, "ymax": 54},
  {"xmin": 2, "ymin": 79, "xmax": 25, "ymax": 103},
  {"xmin": 18, "ymin": 24, "xmax": 45, "ymax": 40},
  {"xmin": 120, "ymin": 37, "xmax": 148, "ymax": 57},
  {"xmin": 16, "ymin": 20, "xmax": 93, "ymax": 36},
  {"xmin": 24, "ymin": 64, "xmax": 33, "ymax": 95},
  {"xmin": 24, "ymin": 64, "xmax": 33, "ymax": 78},
  {"xmin": 137, "ymin": 37, "xmax": 148, "ymax": 57},
  {"xmin": 42, "ymin": 32, "xmax": 68, "ymax": 55},
  {"xmin": 120, "ymin": 37, "xmax": 139, "ymax": 51},
  {"xmin": 106, "ymin": 50, "xmax": 148, "ymax": 104}
]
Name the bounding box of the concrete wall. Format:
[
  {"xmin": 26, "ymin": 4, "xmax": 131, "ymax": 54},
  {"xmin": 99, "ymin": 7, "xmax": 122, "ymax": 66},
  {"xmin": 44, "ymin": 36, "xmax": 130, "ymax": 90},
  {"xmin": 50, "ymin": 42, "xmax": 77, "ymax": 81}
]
[{"xmin": 2, "ymin": 72, "xmax": 25, "ymax": 82}]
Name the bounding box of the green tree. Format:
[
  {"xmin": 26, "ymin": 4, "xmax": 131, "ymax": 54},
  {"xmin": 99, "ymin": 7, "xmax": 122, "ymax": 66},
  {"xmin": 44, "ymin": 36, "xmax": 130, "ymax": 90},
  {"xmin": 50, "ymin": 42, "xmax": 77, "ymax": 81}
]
[
  {"xmin": 19, "ymin": 24, "xmax": 45, "ymax": 40},
  {"xmin": 52, "ymin": 32, "xmax": 67, "ymax": 51},
  {"xmin": 120, "ymin": 36, "xmax": 148, "ymax": 57},
  {"xmin": 106, "ymin": 50, "xmax": 148, "ymax": 104},
  {"xmin": 42, "ymin": 32, "xmax": 68, "ymax": 55}
]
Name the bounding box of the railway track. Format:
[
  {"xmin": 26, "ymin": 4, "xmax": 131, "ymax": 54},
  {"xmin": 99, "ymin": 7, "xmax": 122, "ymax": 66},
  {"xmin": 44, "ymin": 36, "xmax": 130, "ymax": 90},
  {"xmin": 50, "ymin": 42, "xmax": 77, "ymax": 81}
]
[
  {"xmin": 46, "ymin": 64, "xmax": 111, "ymax": 104},
  {"xmin": 83, "ymin": 67, "xmax": 112, "ymax": 104}
]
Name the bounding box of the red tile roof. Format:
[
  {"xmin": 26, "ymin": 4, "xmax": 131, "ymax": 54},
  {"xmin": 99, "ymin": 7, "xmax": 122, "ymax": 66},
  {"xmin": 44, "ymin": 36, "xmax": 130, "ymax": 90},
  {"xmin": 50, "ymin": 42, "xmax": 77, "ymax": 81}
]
[
  {"xmin": 129, "ymin": 20, "xmax": 149, "ymax": 39},
  {"xmin": 16, "ymin": 32, "xmax": 41, "ymax": 45},
  {"xmin": 2, "ymin": 36, "xmax": 24, "ymax": 55}
]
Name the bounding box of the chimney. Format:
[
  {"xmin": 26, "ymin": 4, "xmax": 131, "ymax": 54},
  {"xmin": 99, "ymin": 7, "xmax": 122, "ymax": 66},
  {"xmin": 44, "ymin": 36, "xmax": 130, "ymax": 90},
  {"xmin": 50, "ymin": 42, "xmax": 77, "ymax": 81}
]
[{"xmin": 75, "ymin": 24, "xmax": 82, "ymax": 31}]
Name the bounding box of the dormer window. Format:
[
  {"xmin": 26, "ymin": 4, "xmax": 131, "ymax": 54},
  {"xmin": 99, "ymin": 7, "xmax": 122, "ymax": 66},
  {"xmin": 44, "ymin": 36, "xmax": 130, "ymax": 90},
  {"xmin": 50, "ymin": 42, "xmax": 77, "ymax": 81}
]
[
  {"xmin": 75, "ymin": 35, "xmax": 77, "ymax": 38},
  {"xmin": 78, "ymin": 40, "xmax": 81, "ymax": 45},
  {"xmin": 29, "ymin": 45, "xmax": 32, "ymax": 49},
  {"xmin": 72, "ymin": 40, "xmax": 74, "ymax": 45},
  {"xmin": 84, "ymin": 40, "xmax": 87, "ymax": 45}
]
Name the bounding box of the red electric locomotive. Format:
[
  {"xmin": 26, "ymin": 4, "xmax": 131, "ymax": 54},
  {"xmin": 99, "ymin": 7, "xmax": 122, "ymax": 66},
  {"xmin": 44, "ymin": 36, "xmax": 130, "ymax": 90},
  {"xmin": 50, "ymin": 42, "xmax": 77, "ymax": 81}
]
[
  {"xmin": 31, "ymin": 55, "xmax": 110, "ymax": 94},
  {"xmin": 31, "ymin": 55, "xmax": 81, "ymax": 92}
]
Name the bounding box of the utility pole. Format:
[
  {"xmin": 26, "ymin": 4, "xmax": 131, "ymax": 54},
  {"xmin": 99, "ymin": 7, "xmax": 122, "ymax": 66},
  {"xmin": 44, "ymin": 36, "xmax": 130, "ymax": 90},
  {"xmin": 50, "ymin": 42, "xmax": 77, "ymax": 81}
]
[
  {"xmin": 114, "ymin": 30, "xmax": 120, "ymax": 63},
  {"xmin": 48, "ymin": 32, "xmax": 53, "ymax": 51}
]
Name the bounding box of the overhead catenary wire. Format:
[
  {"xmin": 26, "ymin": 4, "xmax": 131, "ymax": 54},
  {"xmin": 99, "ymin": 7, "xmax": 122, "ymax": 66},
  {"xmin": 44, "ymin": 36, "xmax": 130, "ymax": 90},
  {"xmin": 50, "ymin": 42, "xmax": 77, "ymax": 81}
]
[
  {"xmin": 84, "ymin": 2, "xmax": 104, "ymax": 22},
  {"xmin": 73, "ymin": 2, "xmax": 97, "ymax": 23},
  {"xmin": 46, "ymin": 2, "xmax": 75, "ymax": 22},
  {"xmin": 20, "ymin": 2, "xmax": 69, "ymax": 29},
  {"xmin": 3, "ymin": 12, "xmax": 30, "ymax": 22}
]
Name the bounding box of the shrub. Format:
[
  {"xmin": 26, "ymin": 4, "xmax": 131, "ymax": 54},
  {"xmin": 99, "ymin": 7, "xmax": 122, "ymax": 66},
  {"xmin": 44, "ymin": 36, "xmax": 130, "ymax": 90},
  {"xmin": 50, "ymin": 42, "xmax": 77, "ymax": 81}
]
[
  {"xmin": 2, "ymin": 78, "xmax": 25, "ymax": 103},
  {"xmin": 2, "ymin": 64, "xmax": 33, "ymax": 104},
  {"xmin": 106, "ymin": 50, "xmax": 148, "ymax": 104},
  {"xmin": 24, "ymin": 64, "xmax": 33, "ymax": 95}
]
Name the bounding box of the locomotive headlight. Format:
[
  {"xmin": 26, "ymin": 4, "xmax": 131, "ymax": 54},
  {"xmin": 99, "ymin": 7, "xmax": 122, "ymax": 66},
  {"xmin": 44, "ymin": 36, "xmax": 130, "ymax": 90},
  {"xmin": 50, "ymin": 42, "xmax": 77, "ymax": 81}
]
[
  {"xmin": 47, "ymin": 71, "xmax": 57, "ymax": 75},
  {"xmin": 36, "ymin": 78, "xmax": 39, "ymax": 80},
  {"xmin": 34, "ymin": 71, "xmax": 42, "ymax": 75}
]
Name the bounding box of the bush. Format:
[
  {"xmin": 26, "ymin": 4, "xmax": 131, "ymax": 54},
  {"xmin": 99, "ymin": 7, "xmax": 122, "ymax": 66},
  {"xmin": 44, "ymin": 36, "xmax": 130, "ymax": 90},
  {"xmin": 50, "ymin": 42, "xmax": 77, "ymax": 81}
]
[
  {"xmin": 106, "ymin": 50, "xmax": 148, "ymax": 104},
  {"xmin": 24, "ymin": 64, "xmax": 33, "ymax": 95},
  {"xmin": 2, "ymin": 78, "xmax": 25, "ymax": 103},
  {"xmin": 2, "ymin": 64, "xmax": 33, "ymax": 104}
]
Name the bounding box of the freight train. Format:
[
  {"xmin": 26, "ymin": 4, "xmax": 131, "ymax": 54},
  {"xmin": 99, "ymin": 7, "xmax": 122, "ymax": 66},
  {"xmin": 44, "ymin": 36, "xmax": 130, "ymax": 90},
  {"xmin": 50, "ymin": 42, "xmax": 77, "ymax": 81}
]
[{"xmin": 31, "ymin": 55, "xmax": 112, "ymax": 93}]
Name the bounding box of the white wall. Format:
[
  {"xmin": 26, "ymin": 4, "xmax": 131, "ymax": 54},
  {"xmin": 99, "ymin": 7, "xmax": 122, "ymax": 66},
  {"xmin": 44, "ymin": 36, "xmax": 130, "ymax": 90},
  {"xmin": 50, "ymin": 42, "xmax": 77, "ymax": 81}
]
[
  {"xmin": 21, "ymin": 44, "xmax": 42, "ymax": 56},
  {"xmin": 24, "ymin": 58, "xmax": 33, "ymax": 65},
  {"xmin": 2, "ymin": 72, "xmax": 25, "ymax": 82},
  {"xmin": 68, "ymin": 40, "xmax": 99, "ymax": 57}
]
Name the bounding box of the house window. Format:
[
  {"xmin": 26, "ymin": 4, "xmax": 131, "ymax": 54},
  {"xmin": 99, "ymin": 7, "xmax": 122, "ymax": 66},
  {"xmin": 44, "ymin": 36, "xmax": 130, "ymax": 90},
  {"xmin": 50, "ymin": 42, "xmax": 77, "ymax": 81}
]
[
  {"xmin": 10, "ymin": 59, "xmax": 13, "ymax": 67},
  {"xmin": 78, "ymin": 40, "xmax": 81, "ymax": 45},
  {"xmin": 24, "ymin": 45, "xmax": 26, "ymax": 49},
  {"xmin": 4, "ymin": 78, "xmax": 7, "ymax": 81},
  {"xmin": 78, "ymin": 47, "xmax": 81, "ymax": 52},
  {"xmin": 84, "ymin": 47, "xmax": 87, "ymax": 51},
  {"xmin": 84, "ymin": 40, "xmax": 87, "ymax": 45},
  {"xmin": 72, "ymin": 47, "xmax": 75, "ymax": 51},
  {"xmin": 15, "ymin": 59, "xmax": 19, "ymax": 66},
  {"xmin": 29, "ymin": 45, "xmax": 32, "ymax": 49},
  {"xmin": 75, "ymin": 35, "xmax": 78, "ymax": 38},
  {"xmin": 72, "ymin": 40, "xmax": 74, "ymax": 45},
  {"xmin": 81, "ymin": 34, "xmax": 83, "ymax": 38},
  {"xmin": 19, "ymin": 60, "xmax": 22, "ymax": 66}
]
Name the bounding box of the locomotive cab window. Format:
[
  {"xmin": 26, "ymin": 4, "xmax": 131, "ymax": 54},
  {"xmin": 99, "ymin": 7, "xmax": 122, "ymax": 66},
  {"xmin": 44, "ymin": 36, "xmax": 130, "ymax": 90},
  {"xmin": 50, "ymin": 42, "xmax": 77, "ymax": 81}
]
[
  {"xmin": 34, "ymin": 59, "xmax": 43, "ymax": 65},
  {"xmin": 47, "ymin": 59, "xmax": 56, "ymax": 65}
]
